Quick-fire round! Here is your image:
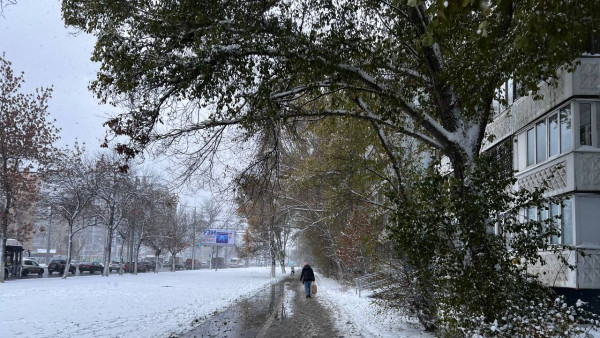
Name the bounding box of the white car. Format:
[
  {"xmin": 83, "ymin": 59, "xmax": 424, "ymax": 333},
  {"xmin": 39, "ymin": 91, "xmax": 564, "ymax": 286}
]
[{"xmin": 22, "ymin": 259, "xmax": 44, "ymax": 277}]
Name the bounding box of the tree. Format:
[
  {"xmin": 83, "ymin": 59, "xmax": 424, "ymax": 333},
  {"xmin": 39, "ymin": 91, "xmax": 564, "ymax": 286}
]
[
  {"xmin": 0, "ymin": 55, "xmax": 59, "ymax": 282},
  {"xmin": 165, "ymin": 206, "xmax": 187, "ymax": 272},
  {"xmin": 0, "ymin": 0, "xmax": 17, "ymax": 16},
  {"xmin": 62, "ymin": 0, "xmax": 600, "ymax": 334},
  {"xmin": 92, "ymin": 153, "xmax": 135, "ymax": 276},
  {"xmin": 121, "ymin": 174, "xmax": 165, "ymax": 274},
  {"xmin": 282, "ymin": 118, "xmax": 394, "ymax": 279},
  {"xmin": 143, "ymin": 186, "xmax": 178, "ymax": 272},
  {"xmin": 45, "ymin": 143, "xmax": 96, "ymax": 279},
  {"xmin": 61, "ymin": 0, "xmax": 598, "ymax": 176}
]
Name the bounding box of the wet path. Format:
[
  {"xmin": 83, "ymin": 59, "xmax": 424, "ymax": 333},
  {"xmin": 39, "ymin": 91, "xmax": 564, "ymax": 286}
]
[{"xmin": 179, "ymin": 275, "xmax": 341, "ymax": 338}]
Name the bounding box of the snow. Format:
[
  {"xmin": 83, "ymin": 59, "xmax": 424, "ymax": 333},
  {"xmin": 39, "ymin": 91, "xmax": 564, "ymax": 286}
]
[
  {"xmin": 1, "ymin": 267, "xmax": 283, "ymax": 337},
  {"xmin": 0, "ymin": 267, "xmax": 430, "ymax": 338},
  {"xmin": 314, "ymin": 274, "xmax": 433, "ymax": 338}
]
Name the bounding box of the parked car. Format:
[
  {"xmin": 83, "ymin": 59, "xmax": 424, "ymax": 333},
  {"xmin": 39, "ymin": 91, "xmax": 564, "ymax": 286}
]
[
  {"xmin": 78, "ymin": 262, "xmax": 104, "ymax": 274},
  {"xmin": 109, "ymin": 261, "xmax": 122, "ymax": 272},
  {"xmin": 123, "ymin": 262, "xmax": 147, "ymax": 273},
  {"xmin": 185, "ymin": 259, "xmax": 200, "ymax": 270},
  {"xmin": 139, "ymin": 261, "xmax": 155, "ymax": 272},
  {"xmin": 47, "ymin": 259, "xmax": 77, "ymax": 275},
  {"xmin": 22, "ymin": 258, "xmax": 44, "ymax": 276}
]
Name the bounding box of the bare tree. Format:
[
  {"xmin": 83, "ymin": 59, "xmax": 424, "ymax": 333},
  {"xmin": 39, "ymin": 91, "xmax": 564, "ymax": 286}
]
[
  {"xmin": 122, "ymin": 174, "xmax": 164, "ymax": 274},
  {"xmin": 143, "ymin": 186, "xmax": 177, "ymax": 272},
  {"xmin": 164, "ymin": 206, "xmax": 187, "ymax": 272},
  {"xmin": 0, "ymin": 55, "xmax": 59, "ymax": 282},
  {"xmin": 92, "ymin": 153, "xmax": 135, "ymax": 276},
  {"xmin": 0, "ymin": 0, "xmax": 16, "ymax": 17},
  {"xmin": 45, "ymin": 143, "xmax": 96, "ymax": 279}
]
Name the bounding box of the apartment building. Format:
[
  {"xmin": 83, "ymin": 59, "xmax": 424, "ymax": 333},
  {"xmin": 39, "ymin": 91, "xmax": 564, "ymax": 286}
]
[{"xmin": 484, "ymin": 55, "xmax": 600, "ymax": 295}]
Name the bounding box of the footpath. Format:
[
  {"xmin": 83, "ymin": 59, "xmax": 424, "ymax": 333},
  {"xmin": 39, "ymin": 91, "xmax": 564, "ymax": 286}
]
[{"xmin": 179, "ymin": 275, "xmax": 341, "ymax": 338}]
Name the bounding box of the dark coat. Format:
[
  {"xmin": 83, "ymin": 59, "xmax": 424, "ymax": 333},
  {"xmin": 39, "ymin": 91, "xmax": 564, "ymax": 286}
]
[{"xmin": 300, "ymin": 265, "xmax": 315, "ymax": 282}]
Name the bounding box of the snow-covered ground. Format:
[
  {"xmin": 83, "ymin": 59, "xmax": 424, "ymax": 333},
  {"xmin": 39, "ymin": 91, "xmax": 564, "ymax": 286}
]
[
  {"xmin": 314, "ymin": 274, "xmax": 432, "ymax": 338},
  {"xmin": 1, "ymin": 268, "xmax": 282, "ymax": 337},
  {"xmin": 0, "ymin": 267, "xmax": 428, "ymax": 337}
]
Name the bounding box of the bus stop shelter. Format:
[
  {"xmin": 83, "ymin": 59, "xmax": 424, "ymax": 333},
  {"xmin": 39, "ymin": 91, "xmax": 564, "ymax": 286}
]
[{"xmin": 5, "ymin": 238, "xmax": 24, "ymax": 278}]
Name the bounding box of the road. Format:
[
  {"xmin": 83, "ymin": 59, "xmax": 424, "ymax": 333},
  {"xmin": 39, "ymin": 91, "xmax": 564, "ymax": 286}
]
[{"xmin": 179, "ymin": 275, "xmax": 342, "ymax": 338}]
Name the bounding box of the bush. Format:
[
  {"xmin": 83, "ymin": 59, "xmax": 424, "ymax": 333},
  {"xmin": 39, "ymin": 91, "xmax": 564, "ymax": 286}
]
[{"xmin": 385, "ymin": 155, "xmax": 598, "ymax": 335}]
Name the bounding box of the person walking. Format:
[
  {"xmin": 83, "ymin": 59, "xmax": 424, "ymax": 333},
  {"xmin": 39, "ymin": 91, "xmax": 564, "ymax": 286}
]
[
  {"xmin": 290, "ymin": 266, "xmax": 295, "ymax": 275},
  {"xmin": 300, "ymin": 262, "xmax": 315, "ymax": 298}
]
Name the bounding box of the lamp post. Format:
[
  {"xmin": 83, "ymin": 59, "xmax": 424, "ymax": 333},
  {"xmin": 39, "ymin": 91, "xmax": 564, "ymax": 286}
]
[
  {"xmin": 191, "ymin": 207, "xmax": 196, "ymax": 270},
  {"xmin": 45, "ymin": 206, "xmax": 53, "ymax": 264}
]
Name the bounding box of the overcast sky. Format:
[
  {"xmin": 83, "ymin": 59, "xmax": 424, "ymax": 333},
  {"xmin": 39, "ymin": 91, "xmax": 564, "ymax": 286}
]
[
  {"xmin": 0, "ymin": 1, "xmax": 112, "ymax": 151},
  {"xmin": 0, "ymin": 1, "xmax": 230, "ymax": 207}
]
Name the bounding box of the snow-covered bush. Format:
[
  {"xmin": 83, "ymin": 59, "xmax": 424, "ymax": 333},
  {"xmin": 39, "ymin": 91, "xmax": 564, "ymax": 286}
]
[
  {"xmin": 385, "ymin": 154, "xmax": 598, "ymax": 335},
  {"xmin": 450, "ymin": 296, "xmax": 598, "ymax": 337}
]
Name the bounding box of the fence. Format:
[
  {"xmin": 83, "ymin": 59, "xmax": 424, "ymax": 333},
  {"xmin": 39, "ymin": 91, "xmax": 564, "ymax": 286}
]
[{"xmin": 354, "ymin": 272, "xmax": 388, "ymax": 297}]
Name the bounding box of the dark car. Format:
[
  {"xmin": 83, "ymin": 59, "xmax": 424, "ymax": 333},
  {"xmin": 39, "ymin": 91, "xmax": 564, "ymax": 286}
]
[
  {"xmin": 185, "ymin": 258, "xmax": 200, "ymax": 270},
  {"xmin": 22, "ymin": 258, "xmax": 44, "ymax": 277},
  {"xmin": 123, "ymin": 262, "xmax": 147, "ymax": 273},
  {"xmin": 139, "ymin": 261, "xmax": 155, "ymax": 272},
  {"xmin": 78, "ymin": 262, "xmax": 104, "ymax": 274},
  {"xmin": 48, "ymin": 259, "xmax": 77, "ymax": 275}
]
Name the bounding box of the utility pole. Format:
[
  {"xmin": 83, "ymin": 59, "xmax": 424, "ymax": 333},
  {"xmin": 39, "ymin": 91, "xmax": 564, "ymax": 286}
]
[
  {"xmin": 45, "ymin": 206, "xmax": 53, "ymax": 264},
  {"xmin": 192, "ymin": 208, "xmax": 196, "ymax": 270}
]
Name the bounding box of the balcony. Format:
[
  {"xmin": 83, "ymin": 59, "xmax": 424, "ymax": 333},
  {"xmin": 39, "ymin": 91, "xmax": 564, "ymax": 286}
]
[
  {"xmin": 516, "ymin": 149, "xmax": 600, "ymax": 196},
  {"xmin": 527, "ymin": 247, "xmax": 600, "ymax": 289},
  {"xmin": 483, "ymin": 56, "xmax": 600, "ymax": 152}
]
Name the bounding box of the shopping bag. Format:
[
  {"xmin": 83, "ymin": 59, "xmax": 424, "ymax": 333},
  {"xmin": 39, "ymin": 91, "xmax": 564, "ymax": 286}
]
[{"xmin": 311, "ymin": 283, "xmax": 318, "ymax": 294}]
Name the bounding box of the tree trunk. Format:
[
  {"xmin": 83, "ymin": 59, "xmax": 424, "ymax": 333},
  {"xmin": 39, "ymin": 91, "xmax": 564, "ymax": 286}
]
[
  {"xmin": 279, "ymin": 258, "xmax": 286, "ymax": 274},
  {"xmin": 269, "ymin": 228, "xmax": 276, "ymax": 278},
  {"xmin": 62, "ymin": 231, "xmax": 74, "ymax": 279},
  {"xmin": 170, "ymin": 251, "xmax": 175, "ymax": 272},
  {"xmin": 134, "ymin": 240, "xmax": 143, "ymax": 274},
  {"xmin": 0, "ymin": 236, "xmax": 6, "ymax": 282},
  {"xmin": 102, "ymin": 228, "xmax": 113, "ymax": 276},
  {"xmin": 1, "ymin": 166, "xmax": 12, "ymax": 283},
  {"xmin": 154, "ymin": 249, "xmax": 161, "ymax": 273},
  {"xmin": 118, "ymin": 241, "xmax": 124, "ymax": 275}
]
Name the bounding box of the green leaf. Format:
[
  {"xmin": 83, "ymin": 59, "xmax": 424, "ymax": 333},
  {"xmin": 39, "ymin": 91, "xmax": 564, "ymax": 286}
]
[{"xmin": 421, "ymin": 33, "xmax": 434, "ymax": 47}]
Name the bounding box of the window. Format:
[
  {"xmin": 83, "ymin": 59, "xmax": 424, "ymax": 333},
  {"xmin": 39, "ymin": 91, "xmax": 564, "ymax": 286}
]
[
  {"xmin": 549, "ymin": 113, "xmax": 559, "ymax": 157},
  {"xmin": 527, "ymin": 206, "xmax": 537, "ymax": 222},
  {"xmin": 560, "ymin": 105, "xmax": 572, "ymax": 152},
  {"xmin": 521, "ymin": 202, "xmax": 573, "ymax": 247},
  {"xmin": 539, "ymin": 207, "xmax": 549, "ymax": 244},
  {"xmin": 536, "ymin": 121, "xmax": 547, "ymax": 162},
  {"xmin": 492, "ymin": 78, "xmax": 521, "ymax": 116},
  {"xmin": 527, "ymin": 128, "xmax": 535, "ymax": 166},
  {"xmin": 562, "ymin": 199, "xmax": 573, "ymax": 245},
  {"xmin": 550, "ymin": 203, "xmax": 560, "ymax": 244},
  {"xmin": 523, "ymin": 103, "xmax": 575, "ymax": 168},
  {"xmin": 597, "ymin": 103, "xmax": 600, "ymax": 147},
  {"xmin": 520, "ymin": 101, "xmax": 600, "ymax": 169},
  {"xmin": 485, "ymin": 139, "xmax": 513, "ymax": 180},
  {"xmin": 579, "ymin": 103, "xmax": 592, "ymax": 146},
  {"xmin": 545, "ymin": 198, "xmax": 573, "ymax": 246}
]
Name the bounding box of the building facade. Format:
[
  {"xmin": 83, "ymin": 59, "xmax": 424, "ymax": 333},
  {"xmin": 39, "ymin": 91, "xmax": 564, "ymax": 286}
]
[{"xmin": 484, "ymin": 56, "xmax": 600, "ymax": 290}]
